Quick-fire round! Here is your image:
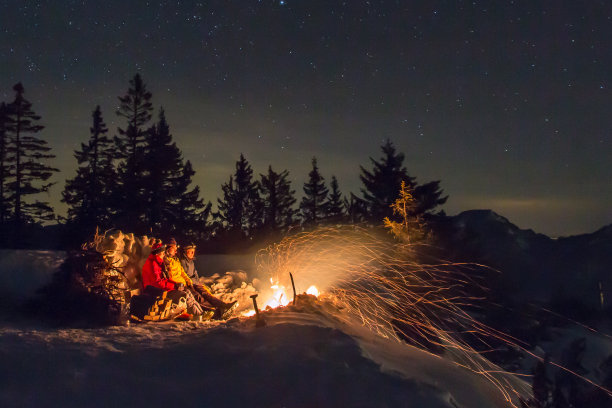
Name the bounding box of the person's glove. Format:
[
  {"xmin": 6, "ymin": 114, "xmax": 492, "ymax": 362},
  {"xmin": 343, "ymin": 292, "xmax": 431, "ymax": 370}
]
[{"xmin": 175, "ymin": 282, "xmax": 185, "ymax": 291}]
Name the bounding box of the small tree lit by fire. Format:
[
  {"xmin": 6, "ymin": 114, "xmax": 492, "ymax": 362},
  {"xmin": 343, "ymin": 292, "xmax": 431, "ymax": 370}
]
[{"xmin": 383, "ymin": 180, "xmax": 425, "ymax": 244}]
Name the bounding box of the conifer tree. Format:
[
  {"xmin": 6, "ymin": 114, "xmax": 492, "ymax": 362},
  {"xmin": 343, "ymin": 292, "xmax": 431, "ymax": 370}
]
[
  {"xmin": 413, "ymin": 180, "xmax": 448, "ymax": 217},
  {"xmin": 383, "ymin": 181, "xmax": 424, "ymax": 243},
  {"xmin": 359, "ymin": 139, "xmax": 447, "ymax": 222},
  {"xmin": 344, "ymin": 192, "xmax": 366, "ymax": 224},
  {"xmin": 62, "ymin": 106, "xmax": 115, "ymax": 232},
  {"xmin": 324, "ymin": 175, "xmax": 345, "ymax": 223},
  {"xmin": 359, "ymin": 139, "xmax": 415, "ymax": 222},
  {"xmin": 173, "ymin": 161, "xmax": 212, "ymax": 240},
  {"xmin": 0, "ymin": 103, "xmax": 8, "ymax": 224},
  {"xmin": 215, "ymin": 154, "xmax": 262, "ymax": 238},
  {"xmin": 259, "ymin": 165, "xmax": 297, "ymax": 233},
  {"xmin": 3, "ymin": 83, "xmax": 58, "ymax": 227},
  {"xmin": 113, "ymin": 73, "xmax": 153, "ymax": 232},
  {"xmin": 300, "ymin": 157, "xmax": 329, "ymax": 226},
  {"xmin": 143, "ymin": 108, "xmax": 209, "ymax": 238}
]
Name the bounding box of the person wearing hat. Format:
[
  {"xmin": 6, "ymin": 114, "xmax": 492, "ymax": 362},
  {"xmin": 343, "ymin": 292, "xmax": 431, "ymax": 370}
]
[
  {"xmin": 179, "ymin": 242, "xmax": 199, "ymax": 281},
  {"xmin": 163, "ymin": 238, "xmax": 193, "ymax": 288},
  {"xmin": 141, "ymin": 242, "xmax": 177, "ymax": 292},
  {"xmin": 178, "ymin": 241, "xmax": 237, "ymax": 318}
]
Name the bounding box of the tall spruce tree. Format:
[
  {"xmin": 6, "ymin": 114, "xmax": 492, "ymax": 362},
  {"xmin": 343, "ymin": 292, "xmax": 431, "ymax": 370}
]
[
  {"xmin": 113, "ymin": 73, "xmax": 153, "ymax": 232},
  {"xmin": 0, "ymin": 103, "xmax": 8, "ymax": 224},
  {"xmin": 324, "ymin": 175, "xmax": 345, "ymax": 223},
  {"xmin": 300, "ymin": 157, "xmax": 329, "ymax": 226},
  {"xmin": 3, "ymin": 83, "xmax": 58, "ymax": 227},
  {"xmin": 215, "ymin": 154, "xmax": 262, "ymax": 238},
  {"xmin": 359, "ymin": 139, "xmax": 447, "ymax": 222},
  {"xmin": 173, "ymin": 161, "xmax": 212, "ymax": 241},
  {"xmin": 62, "ymin": 106, "xmax": 115, "ymax": 233},
  {"xmin": 344, "ymin": 192, "xmax": 366, "ymax": 224},
  {"xmin": 359, "ymin": 140, "xmax": 414, "ymax": 222},
  {"xmin": 259, "ymin": 165, "xmax": 297, "ymax": 233},
  {"xmin": 143, "ymin": 108, "xmax": 209, "ymax": 238}
]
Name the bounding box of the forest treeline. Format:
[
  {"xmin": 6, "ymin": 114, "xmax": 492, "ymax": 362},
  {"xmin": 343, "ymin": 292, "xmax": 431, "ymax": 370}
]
[{"xmin": 0, "ymin": 74, "xmax": 447, "ymax": 251}]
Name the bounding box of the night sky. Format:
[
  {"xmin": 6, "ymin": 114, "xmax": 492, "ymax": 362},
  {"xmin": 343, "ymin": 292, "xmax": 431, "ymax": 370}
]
[{"xmin": 1, "ymin": 1, "xmax": 610, "ymax": 236}]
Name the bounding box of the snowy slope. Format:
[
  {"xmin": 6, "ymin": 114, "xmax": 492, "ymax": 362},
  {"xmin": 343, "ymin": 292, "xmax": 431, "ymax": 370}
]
[
  {"xmin": 0, "ymin": 307, "xmax": 520, "ymax": 408},
  {"xmin": 0, "ymin": 250, "xmax": 525, "ymax": 407},
  {"xmin": 0, "ymin": 249, "xmax": 65, "ymax": 302}
]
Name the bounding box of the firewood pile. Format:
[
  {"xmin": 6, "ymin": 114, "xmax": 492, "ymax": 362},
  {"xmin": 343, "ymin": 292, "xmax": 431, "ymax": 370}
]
[{"xmin": 29, "ymin": 229, "xmax": 158, "ymax": 326}]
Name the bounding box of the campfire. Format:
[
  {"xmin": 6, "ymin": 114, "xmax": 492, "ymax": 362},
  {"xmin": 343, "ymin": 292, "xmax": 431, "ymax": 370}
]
[{"xmin": 242, "ymin": 278, "xmax": 321, "ymax": 317}]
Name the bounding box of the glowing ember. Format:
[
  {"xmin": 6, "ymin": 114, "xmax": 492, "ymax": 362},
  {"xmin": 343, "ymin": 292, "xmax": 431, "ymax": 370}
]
[
  {"xmin": 306, "ymin": 285, "xmax": 319, "ymax": 297},
  {"xmin": 262, "ymin": 284, "xmax": 291, "ymax": 309},
  {"xmin": 242, "ymin": 310, "xmax": 256, "ymax": 317}
]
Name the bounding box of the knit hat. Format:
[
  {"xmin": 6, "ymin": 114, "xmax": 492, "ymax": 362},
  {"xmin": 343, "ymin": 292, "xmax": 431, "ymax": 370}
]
[
  {"xmin": 167, "ymin": 237, "xmax": 179, "ymax": 248},
  {"xmin": 151, "ymin": 242, "xmax": 166, "ymax": 254},
  {"xmin": 183, "ymin": 242, "xmax": 196, "ymax": 250}
]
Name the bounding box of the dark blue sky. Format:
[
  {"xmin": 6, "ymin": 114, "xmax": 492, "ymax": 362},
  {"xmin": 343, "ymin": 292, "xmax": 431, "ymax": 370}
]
[{"xmin": 1, "ymin": 0, "xmax": 610, "ymax": 236}]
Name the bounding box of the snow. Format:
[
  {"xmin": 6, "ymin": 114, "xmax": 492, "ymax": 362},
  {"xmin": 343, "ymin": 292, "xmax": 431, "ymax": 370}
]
[
  {"xmin": 0, "ymin": 249, "xmax": 65, "ymax": 301},
  {"xmin": 0, "ymin": 249, "xmax": 523, "ymax": 407}
]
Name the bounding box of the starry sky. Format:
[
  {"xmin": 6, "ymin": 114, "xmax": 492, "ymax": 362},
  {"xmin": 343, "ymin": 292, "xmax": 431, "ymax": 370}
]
[{"xmin": 1, "ymin": 0, "xmax": 610, "ymax": 236}]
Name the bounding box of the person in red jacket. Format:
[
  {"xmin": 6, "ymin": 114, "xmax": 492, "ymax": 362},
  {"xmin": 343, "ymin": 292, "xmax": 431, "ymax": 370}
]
[
  {"xmin": 141, "ymin": 242, "xmax": 204, "ymax": 318},
  {"xmin": 141, "ymin": 243, "xmax": 179, "ymax": 292}
]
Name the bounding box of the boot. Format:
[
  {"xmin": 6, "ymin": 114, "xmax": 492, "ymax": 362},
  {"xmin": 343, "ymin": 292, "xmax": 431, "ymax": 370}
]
[{"xmin": 213, "ymin": 300, "xmax": 237, "ymax": 320}]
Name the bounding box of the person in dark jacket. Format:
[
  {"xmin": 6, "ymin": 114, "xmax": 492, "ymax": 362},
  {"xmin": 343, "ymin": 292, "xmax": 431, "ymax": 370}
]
[
  {"xmin": 179, "ymin": 242, "xmax": 237, "ymax": 318},
  {"xmin": 180, "ymin": 242, "xmax": 199, "ymax": 281}
]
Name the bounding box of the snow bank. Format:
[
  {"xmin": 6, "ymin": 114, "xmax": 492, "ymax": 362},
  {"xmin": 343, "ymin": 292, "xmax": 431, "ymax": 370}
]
[
  {"xmin": 0, "ymin": 249, "xmax": 65, "ymax": 301},
  {"xmin": 0, "ymin": 302, "xmax": 518, "ymax": 408}
]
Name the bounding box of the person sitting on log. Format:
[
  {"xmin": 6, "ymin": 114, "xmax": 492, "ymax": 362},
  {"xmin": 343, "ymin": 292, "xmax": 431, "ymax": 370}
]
[
  {"xmin": 172, "ymin": 239, "xmax": 237, "ymax": 319},
  {"xmin": 137, "ymin": 242, "xmax": 190, "ymax": 319},
  {"xmin": 142, "ymin": 242, "xmax": 175, "ymax": 294},
  {"xmin": 139, "ymin": 241, "xmax": 201, "ymax": 318}
]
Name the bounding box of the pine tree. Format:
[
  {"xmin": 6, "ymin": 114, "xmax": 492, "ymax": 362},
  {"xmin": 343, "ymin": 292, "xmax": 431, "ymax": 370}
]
[
  {"xmin": 325, "ymin": 175, "xmax": 345, "ymax": 224},
  {"xmin": 0, "ymin": 103, "xmax": 9, "ymax": 224},
  {"xmin": 215, "ymin": 154, "xmax": 262, "ymax": 238},
  {"xmin": 259, "ymin": 165, "xmax": 297, "ymax": 233},
  {"xmin": 359, "ymin": 139, "xmax": 415, "ymax": 222},
  {"xmin": 414, "ymin": 180, "xmax": 448, "ymax": 217},
  {"xmin": 300, "ymin": 157, "xmax": 329, "ymax": 226},
  {"xmin": 3, "ymin": 83, "xmax": 58, "ymax": 227},
  {"xmin": 113, "ymin": 73, "xmax": 154, "ymax": 232},
  {"xmin": 344, "ymin": 192, "xmax": 366, "ymax": 224},
  {"xmin": 359, "ymin": 139, "xmax": 447, "ymax": 222},
  {"xmin": 143, "ymin": 108, "xmax": 209, "ymax": 238},
  {"xmin": 62, "ymin": 106, "xmax": 115, "ymax": 232},
  {"xmin": 173, "ymin": 161, "xmax": 212, "ymax": 241}
]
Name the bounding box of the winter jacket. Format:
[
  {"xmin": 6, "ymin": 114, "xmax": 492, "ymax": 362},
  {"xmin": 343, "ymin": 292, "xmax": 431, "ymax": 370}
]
[
  {"xmin": 165, "ymin": 256, "xmax": 193, "ymax": 286},
  {"xmin": 142, "ymin": 254, "xmax": 177, "ymax": 291},
  {"xmin": 180, "ymin": 256, "xmax": 199, "ymax": 280}
]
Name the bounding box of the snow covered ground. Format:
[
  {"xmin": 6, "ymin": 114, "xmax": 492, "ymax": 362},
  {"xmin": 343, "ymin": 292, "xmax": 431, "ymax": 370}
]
[{"xmin": 0, "ymin": 250, "xmax": 524, "ymax": 407}]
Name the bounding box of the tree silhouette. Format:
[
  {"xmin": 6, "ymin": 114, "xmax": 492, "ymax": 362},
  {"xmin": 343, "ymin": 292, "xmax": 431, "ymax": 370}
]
[
  {"xmin": 259, "ymin": 165, "xmax": 297, "ymax": 234},
  {"xmin": 359, "ymin": 139, "xmax": 415, "ymax": 222},
  {"xmin": 113, "ymin": 73, "xmax": 154, "ymax": 232},
  {"xmin": 143, "ymin": 108, "xmax": 210, "ymax": 239},
  {"xmin": 325, "ymin": 175, "xmax": 345, "ymax": 224},
  {"xmin": 3, "ymin": 83, "xmax": 57, "ymax": 229},
  {"xmin": 359, "ymin": 139, "xmax": 447, "ymax": 222},
  {"xmin": 173, "ymin": 161, "xmax": 212, "ymax": 241},
  {"xmin": 215, "ymin": 154, "xmax": 262, "ymax": 239},
  {"xmin": 0, "ymin": 103, "xmax": 8, "ymax": 225},
  {"xmin": 62, "ymin": 106, "xmax": 115, "ymax": 234},
  {"xmin": 344, "ymin": 192, "xmax": 367, "ymax": 224},
  {"xmin": 300, "ymin": 157, "xmax": 329, "ymax": 226}
]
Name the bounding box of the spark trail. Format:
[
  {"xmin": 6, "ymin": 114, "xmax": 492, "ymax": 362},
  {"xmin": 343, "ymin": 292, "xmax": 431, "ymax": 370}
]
[{"xmin": 254, "ymin": 226, "xmax": 612, "ymax": 406}]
